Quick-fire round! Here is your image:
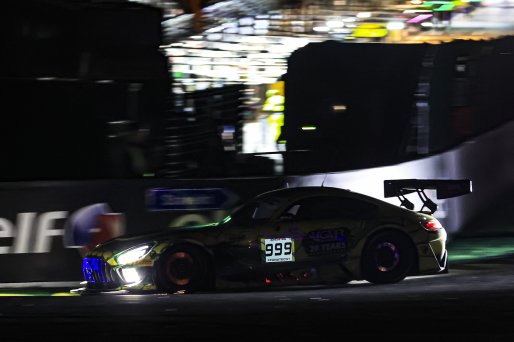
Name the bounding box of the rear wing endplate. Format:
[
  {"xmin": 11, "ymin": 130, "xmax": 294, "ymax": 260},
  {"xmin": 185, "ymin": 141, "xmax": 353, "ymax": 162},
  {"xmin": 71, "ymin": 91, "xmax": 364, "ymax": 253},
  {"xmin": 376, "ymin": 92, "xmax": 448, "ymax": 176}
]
[{"xmin": 384, "ymin": 179, "xmax": 472, "ymax": 214}]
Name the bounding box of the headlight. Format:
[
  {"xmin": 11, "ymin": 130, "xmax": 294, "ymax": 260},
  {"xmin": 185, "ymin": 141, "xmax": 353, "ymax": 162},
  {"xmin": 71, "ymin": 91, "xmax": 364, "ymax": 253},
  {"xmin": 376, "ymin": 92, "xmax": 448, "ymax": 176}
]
[
  {"xmin": 120, "ymin": 268, "xmax": 142, "ymax": 284},
  {"xmin": 115, "ymin": 243, "xmax": 154, "ymax": 265}
]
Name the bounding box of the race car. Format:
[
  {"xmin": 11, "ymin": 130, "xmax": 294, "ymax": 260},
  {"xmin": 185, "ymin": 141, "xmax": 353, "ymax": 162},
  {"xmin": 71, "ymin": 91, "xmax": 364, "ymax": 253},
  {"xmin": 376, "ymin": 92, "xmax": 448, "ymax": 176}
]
[{"xmin": 78, "ymin": 179, "xmax": 471, "ymax": 294}]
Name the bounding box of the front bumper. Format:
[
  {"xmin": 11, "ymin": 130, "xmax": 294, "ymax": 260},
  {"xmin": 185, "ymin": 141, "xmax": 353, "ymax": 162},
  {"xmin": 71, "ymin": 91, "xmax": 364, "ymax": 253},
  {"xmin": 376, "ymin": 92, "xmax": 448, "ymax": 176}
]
[{"xmin": 81, "ymin": 257, "xmax": 156, "ymax": 293}]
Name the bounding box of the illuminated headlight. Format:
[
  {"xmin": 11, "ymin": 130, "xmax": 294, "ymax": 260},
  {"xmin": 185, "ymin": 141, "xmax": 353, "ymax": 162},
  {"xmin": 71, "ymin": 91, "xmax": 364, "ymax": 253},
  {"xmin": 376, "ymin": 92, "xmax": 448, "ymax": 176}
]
[
  {"xmin": 120, "ymin": 268, "xmax": 141, "ymax": 284},
  {"xmin": 115, "ymin": 244, "xmax": 154, "ymax": 265}
]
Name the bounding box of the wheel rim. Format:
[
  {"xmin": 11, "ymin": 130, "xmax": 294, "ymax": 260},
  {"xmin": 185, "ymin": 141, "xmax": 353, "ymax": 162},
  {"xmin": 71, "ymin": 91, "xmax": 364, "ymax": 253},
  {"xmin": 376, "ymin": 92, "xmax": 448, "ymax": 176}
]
[
  {"xmin": 165, "ymin": 252, "xmax": 194, "ymax": 286},
  {"xmin": 375, "ymin": 242, "xmax": 400, "ymax": 272}
]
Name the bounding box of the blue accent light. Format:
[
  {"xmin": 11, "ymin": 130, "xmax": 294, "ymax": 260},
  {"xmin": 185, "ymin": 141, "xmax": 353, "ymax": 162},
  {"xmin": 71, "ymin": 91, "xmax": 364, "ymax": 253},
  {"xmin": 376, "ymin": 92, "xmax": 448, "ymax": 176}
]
[{"xmin": 82, "ymin": 258, "xmax": 108, "ymax": 283}]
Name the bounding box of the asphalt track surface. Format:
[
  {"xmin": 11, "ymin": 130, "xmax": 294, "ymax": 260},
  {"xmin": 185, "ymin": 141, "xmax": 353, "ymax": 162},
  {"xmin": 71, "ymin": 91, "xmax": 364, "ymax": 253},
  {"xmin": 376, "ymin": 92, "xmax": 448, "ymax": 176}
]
[{"xmin": 2, "ymin": 257, "xmax": 514, "ymax": 341}]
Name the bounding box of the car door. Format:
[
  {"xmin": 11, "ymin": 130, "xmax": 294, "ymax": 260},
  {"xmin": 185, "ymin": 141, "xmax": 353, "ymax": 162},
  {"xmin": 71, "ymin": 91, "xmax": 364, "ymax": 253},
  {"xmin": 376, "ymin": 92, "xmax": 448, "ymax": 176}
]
[
  {"xmin": 214, "ymin": 197, "xmax": 285, "ymax": 275},
  {"xmin": 267, "ymin": 195, "xmax": 378, "ymax": 267}
]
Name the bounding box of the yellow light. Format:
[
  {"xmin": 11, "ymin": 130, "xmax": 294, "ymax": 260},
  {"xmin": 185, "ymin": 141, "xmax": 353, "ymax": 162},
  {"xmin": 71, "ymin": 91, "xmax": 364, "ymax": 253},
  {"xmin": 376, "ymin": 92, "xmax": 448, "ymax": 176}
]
[
  {"xmin": 332, "ymin": 105, "xmax": 347, "ymax": 112},
  {"xmin": 352, "ymin": 23, "xmax": 389, "ymax": 39},
  {"xmin": 301, "ymin": 126, "xmax": 317, "ymax": 131}
]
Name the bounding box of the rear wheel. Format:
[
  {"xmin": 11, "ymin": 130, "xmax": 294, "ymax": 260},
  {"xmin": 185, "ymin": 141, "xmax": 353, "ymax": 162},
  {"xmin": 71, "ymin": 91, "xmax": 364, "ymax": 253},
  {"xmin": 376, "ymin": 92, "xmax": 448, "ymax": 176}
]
[
  {"xmin": 361, "ymin": 231, "xmax": 416, "ymax": 284},
  {"xmin": 155, "ymin": 245, "xmax": 213, "ymax": 293}
]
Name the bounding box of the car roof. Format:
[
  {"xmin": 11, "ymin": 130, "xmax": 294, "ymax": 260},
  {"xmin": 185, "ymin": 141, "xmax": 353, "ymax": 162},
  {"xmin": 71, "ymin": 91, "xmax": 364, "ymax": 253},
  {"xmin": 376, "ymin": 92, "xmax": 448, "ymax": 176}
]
[
  {"xmin": 256, "ymin": 186, "xmax": 355, "ymax": 200},
  {"xmin": 254, "ymin": 186, "xmax": 402, "ymax": 210}
]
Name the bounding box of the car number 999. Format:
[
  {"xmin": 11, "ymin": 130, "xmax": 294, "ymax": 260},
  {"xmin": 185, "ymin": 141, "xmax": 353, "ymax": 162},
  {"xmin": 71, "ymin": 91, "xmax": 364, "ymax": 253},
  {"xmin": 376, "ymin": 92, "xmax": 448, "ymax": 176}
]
[{"xmin": 261, "ymin": 238, "xmax": 295, "ymax": 263}]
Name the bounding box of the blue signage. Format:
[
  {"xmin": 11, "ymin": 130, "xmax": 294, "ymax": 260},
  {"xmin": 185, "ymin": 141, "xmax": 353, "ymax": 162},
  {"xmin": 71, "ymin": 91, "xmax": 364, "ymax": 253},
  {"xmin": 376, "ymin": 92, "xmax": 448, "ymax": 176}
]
[{"xmin": 146, "ymin": 188, "xmax": 238, "ymax": 211}]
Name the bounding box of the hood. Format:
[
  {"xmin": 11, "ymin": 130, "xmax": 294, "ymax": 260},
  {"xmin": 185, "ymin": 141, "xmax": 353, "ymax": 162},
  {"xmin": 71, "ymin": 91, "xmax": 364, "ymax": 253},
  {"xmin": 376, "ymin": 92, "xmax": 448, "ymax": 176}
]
[{"xmin": 91, "ymin": 221, "xmax": 220, "ymax": 255}]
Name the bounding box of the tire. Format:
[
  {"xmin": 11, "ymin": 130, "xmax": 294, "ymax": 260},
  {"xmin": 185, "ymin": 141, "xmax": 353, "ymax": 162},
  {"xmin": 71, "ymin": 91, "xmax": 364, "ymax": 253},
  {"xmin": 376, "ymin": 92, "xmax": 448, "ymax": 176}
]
[
  {"xmin": 155, "ymin": 245, "xmax": 213, "ymax": 293},
  {"xmin": 361, "ymin": 231, "xmax": 416, "ymax": 284}
]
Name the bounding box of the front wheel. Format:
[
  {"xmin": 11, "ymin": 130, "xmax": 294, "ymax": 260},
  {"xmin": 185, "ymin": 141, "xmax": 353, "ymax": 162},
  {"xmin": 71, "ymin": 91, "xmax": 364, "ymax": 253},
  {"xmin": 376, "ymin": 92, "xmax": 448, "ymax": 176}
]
[
  {"xmin": 155, "ymin": 245, "xmax": 213, "ymax": 293},
  {"xmin": 361, "ymin": 231, "xmax": 416, "ymax": 284}
]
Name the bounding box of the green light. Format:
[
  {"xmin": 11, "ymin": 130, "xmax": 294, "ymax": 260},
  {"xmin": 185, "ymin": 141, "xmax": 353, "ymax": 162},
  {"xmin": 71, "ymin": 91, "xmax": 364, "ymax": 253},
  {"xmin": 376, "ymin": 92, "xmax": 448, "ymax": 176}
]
[
  {"xmin": 434, "ymin": 3, "xmax": 455, "ymax": 11},
  {"xmin": 422, "ymin": 0, "xmax": 460, "ymax": 10},
  {"xmin": 221, "ymin": 215, "xmax": 232, "ymax": 224},
  {"xmin": 186, "ymin": 222, "xmax": 219, "ymax": 229},
  {"xmin": 448, "ymin": 236, "xmax": 514, "ymax": 262}
]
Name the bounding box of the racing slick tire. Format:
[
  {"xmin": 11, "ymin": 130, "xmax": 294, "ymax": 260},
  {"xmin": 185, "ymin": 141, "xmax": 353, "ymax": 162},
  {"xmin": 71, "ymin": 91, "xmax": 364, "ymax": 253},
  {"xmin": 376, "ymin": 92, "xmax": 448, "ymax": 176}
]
[
  {"xmin": 361, "ymin": 231, "xmax": 416, "ymax": 284},
  {"xmin": 155, "ymin": 244, "xmax": 214, "ymax": 293}
]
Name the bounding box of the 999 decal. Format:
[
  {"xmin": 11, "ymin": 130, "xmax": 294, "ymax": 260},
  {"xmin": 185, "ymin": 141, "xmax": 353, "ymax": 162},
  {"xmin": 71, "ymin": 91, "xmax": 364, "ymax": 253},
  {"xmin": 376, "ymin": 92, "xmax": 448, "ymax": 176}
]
[{"xmin": 261, "ymin": 238, "xmax": 295, "ymax": 263}]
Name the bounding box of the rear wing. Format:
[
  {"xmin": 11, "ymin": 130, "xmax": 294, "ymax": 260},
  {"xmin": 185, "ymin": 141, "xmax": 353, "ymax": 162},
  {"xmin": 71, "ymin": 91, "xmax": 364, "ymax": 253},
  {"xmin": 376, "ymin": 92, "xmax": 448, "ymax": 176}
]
[{"xmin": 384, "ymin": 179, "xmax": 472, "ymax": 214}]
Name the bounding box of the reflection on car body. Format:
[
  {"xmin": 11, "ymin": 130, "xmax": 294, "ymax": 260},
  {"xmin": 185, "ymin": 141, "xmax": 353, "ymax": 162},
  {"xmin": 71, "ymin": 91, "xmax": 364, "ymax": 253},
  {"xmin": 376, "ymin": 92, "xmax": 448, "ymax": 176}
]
[{"xmin": 77, "ymin": 179, "xmax": 471, "ymax": 294}]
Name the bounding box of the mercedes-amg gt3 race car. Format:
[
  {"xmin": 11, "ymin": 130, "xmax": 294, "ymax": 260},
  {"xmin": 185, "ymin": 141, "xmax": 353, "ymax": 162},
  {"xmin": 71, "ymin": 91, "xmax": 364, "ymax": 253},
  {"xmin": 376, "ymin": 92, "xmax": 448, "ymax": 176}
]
[{"xmin": 78, "ymin": 179, "xmax": 471, "ymax": 294}]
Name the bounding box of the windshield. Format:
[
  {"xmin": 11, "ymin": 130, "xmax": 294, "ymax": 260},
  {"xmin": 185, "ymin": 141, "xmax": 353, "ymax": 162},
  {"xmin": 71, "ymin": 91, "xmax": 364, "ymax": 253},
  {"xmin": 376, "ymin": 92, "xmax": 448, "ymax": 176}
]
[{"xmin": 223, "ymin": 196, "xmax": 284, "ymax": 225}]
